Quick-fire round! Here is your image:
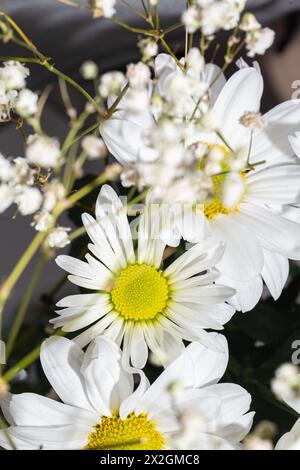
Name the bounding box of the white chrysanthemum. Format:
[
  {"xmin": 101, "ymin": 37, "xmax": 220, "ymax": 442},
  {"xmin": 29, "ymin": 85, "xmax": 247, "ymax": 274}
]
[
  {"xmin": 52, "ymin": 185, "xmax": 235, "ymax": 368},
  {"xmin": 0, "ymin": 335, "xmax": 254, "ymax": 450},
  {"xmin": 101, "ymin": 55, "xmax": 300, "ymax": 312}
]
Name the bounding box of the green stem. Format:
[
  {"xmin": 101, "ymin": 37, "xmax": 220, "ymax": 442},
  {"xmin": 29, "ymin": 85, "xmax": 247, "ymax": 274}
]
[
  {"xmin": 5, "ymin": 255, "xmax": 46, "ymax": 359},
  {"xmin": 0, "ymin": 52, "xmax": 102, "ymax": 115},
  {"xmin": 67, "ymin": 172, "xmax": 109, "ymax": 206},
  {"xmin": 160, "ymin": 38, "xmax": 185, "ymax": 71},
  {"xmin": 111, "ymin": 16, "xmax": 154, "ymax": 36},
  {"xmin": 0, "ymin": 416, "xmax": 16, "ymax": 450},
  {"xmin": 3, "ymin": 331, "xmax": 65, "ymax": 383},
  {"xmin": 0, "ymin": 231, "xmax": 47, "ymax": 318},
  {"xmin": 3, "ymin": 345, "xmax": 40, "ymax": 382}
]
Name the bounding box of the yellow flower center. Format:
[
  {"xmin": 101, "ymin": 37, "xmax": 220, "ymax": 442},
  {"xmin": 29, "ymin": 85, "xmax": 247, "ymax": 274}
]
[
  {"xmin": 200, "ymin": 144, "xmax": 247, "ymax": 220},
  {"xmin": 86, "ymin": 413, "xmax": 166, "ymax": 450},
  {"xmin": 204, "ymin": 170, "xmax": 231, "ymax": 220},
  {"xmin": 111, "ymin": 264, "xmax": 169, "ymax": 322}
]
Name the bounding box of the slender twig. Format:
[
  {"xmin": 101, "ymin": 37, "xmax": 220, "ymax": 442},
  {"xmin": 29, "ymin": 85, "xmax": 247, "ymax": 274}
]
[{"xmin": 5, "ymin": 255, "xmax": 47, "ymax": 359}]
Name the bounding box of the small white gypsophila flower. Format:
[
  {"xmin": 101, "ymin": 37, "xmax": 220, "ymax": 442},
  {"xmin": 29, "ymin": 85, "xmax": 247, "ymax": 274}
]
[
  {"xmin": 26, "ymin": 134, "xmax": 61, "ymax": 168},
  {"xmin": 80, "ymin": 60, "xmax": 99, "ymax": 80},
  {"xmin": 226, "ymin": 0, "xmax": 246, "ymax": 13},
  {"xmin": 0, "ymin": 61, "xmax": 29, "ymax": 90},
  {"xmin": 200, "ymin": 109, "xmax": 220, "ymax": 131},
  {"xmin": 239, "ymin": 12, "xmax": 261, "ymax": 32},
  {"xmin": 170, "ymin": 407, "xmax": 209, "ymax": 450},
  {"xmin": 271, "ymin": 363, "xmax": 300, "ymax": 407},
  {"xmin": 200, "ymin": 1, "xmax": 240, "ymax": 36},
  {"xmin": 195, "ymin": 0, "xmax": 214, "ymax": 6},
  {"xmin": 0, "ymin": 153, "xmax": 13, "ymax": 181},
  {"xmin": 246, "ymin": 27, "xmax": 275, "ymax": 57},
  {"xmin": 98, "ymin": 71, "xmax": 126, "ymax": 99},
  {"xmin": 11, "ymin": 157, "xmax": 35, "ymax": 186},
  {"xmin": 163, "ymin": 73, "xmax": 207, "ymax": 117},
  {"xmin": 244, "ymin": 435, "xmax": 273, "ymax": 450},
  {"xmin": 15, "ymin": 186, "xmax": 42, "ymax": 215},
  {"xmin": 42, "ymin": 179, "xmax": 65, "ymax": 212},
  {"xmin": 81, "ymin": 134, "xmax": 107, "ymax": 160},
  {"xmin": 32, "ymin": 211, "xmax": 54, "ymax": 232},
  {"xmin": 0, "ymin": 82, "xmax": 17, "ymax": 120},
  {"xmin": 48, "ymin": 226, "xmax": 71, "ymax": 248},
  {"xmin": 186, "ymin": 47, "xmax": 205, "ymax": 75},
  {"xmin": 182, "ymin": 6, "xmax": 201, "ymax": 34},
  {"xmin": 0, "ymin": 184, "xmax": 15, "ymax": 213},
  {"xmin": 15, "ymin": 89, "xmax": 38, "ymax": 118},
  {"xmin": 243, "ymin": 420, "xmax": 276, "ymax": 450},
  {"xmin": 93, "ymin": 0, "xmax": 116, "ymax": 18},
  {"xmin": 239, "ymin": 111, "xmax": 264, "ymax": 129},
  {"xmin": 123, "ymin": 88, "xmax": 150, "ymax": 114},
  {"xmin": 138, "ymin": 38, "xmax": 158, "ymax": 62},
  {"xmin": 126, "ymin": 62, "xmax": 151, "ymax": 89}
]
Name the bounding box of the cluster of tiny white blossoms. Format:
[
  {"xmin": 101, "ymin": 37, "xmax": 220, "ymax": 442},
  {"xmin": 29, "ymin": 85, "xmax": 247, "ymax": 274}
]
[
  {"xmin": 90, "ymin": 0, "xmax": 116, "ymax": 18},
  {"xmin": 0, "ymin": 62, "xmax": 72, "ymax": 248},
  {"xmin": 0, "ymin": 61, "xmax": 37, "ymax": 120},
  {"xmin": 182, "ymin": 1, "xmax": 274, "ymax": 57}
]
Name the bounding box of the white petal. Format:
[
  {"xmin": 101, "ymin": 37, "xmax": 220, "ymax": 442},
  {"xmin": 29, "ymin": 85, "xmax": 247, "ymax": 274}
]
[
  {"xmin": 218, "ymin": 412, "xmax": 255, "ymax": 444},
  {"xmin": 172, "ymin": 284, "xmax": 235, "ymax": 305},
  {"xmin": 40, "ymin": 337, "xmax": 91, "ymax": 410},
  {"xmin": 213, "ymin": 67, "xmax": 263, "ymax": 149},
  {"xmin": 239, "ymin": 203, "xmax": 300, "ymax": 260},
  {"xmin": 251, "ymin": 99, "xmax": 300, "ymax": 167},
  {"xmin": 275, "ymin": 418, "xmax": 300, "ymax": 450},
  {"xmin": 82, "ymin": 212, "xmax": 121, "ymax": 272},
  {"xmin": 130, "ymin": 325, "xmax": 148, "ymax": 369},
  {"xmin": 2, "ymin": 424, "xmax": 90, "ymax": 450},
  {"xmin": 217, "ymin": 273, "xmax": 263, "ymax": 312},
  {"xmin": 73, "ymin": 311, "xmax": 118, "ymax": 348},
  {"xmin": 212, "ymin": 214, "xmax": 264, "ymax": 281},
  {"xmin": 100, "ymin": 118, "xmax": 152, "ymax": 165},
  {"xmin": 4, "ymin": 393, "xmax": 97, "ymax": 427},
  {"xmin": 81, "ymin": 336, "xmax": 133, "ymax": 416},
  {"xmin": 261, "ymin": 249, "xmax": 289, "ymax": 300},
  {"xmin": 246, "ymin": 164, "xmax": 300, "ymax": 205},
  {"xmin": 97, "ymin": 185, "xmax": 135, "ymax": 264},
  {"xmin": 135, "ymin": 334, "xmax": 228, "ymax": 415}
]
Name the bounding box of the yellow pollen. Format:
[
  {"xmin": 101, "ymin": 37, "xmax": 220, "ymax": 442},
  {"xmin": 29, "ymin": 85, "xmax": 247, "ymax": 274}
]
[
  {"xmin": 86, "ymin": 413, "xmax": 166, "ymax": 450},
  {"xmin": 111, "ymin": 264, "xmax": 169, "ymax": 322},
  {"xmin": 204, "ymin": 170, "xmax": 232, "ymax": 220},
  {"xmin": 200, "ymin": 144, "xmax": 247, "ymax": 220}
]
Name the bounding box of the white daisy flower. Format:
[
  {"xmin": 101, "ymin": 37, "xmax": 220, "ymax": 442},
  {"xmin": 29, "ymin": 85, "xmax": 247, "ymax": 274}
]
[
  {"xmin": 101, "ymin": 56, "xmax": 300, "ymax": 312},
  {"xmin": 0, "ymin": 335, "xmax": 254, "ymax": 450},
  {"xmin": 52, "ymin": 185, "xmax": 235, "ymax": 368}
]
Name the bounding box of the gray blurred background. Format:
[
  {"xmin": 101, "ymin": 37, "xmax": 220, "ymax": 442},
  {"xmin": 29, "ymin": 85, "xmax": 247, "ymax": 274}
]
[{"xmin": 1, "ymin": 0, "xmax": 300, "ymax": 325}]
